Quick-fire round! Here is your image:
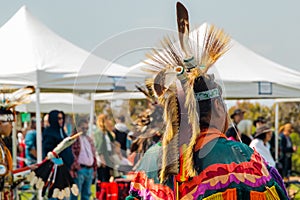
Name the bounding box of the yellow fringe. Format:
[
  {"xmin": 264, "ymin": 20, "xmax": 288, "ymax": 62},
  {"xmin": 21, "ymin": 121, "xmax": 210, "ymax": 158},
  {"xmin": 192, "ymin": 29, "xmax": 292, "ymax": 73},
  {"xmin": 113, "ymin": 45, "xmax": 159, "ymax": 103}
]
[
  {"xmin": 159, "ymin": 92, "xmax": 180, "ymax": 182},
  {"xmin": 203, "ymin": 188, "xmax": 237, "ymax": 200},
  {"xmin": 182, "ymin": 79, "xmax": 199, "ymax": 177}
]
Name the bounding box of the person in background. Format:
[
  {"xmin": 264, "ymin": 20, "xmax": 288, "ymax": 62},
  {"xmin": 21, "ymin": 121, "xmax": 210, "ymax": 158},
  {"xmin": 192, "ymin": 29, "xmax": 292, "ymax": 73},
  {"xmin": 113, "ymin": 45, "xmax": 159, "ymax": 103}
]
[
  {"xmin": 113, "ymin": 115, "xmax": 129, "ymax": 157},
  {"xmin": 17, "ymin": 130, "xmax": 26, "ymax": 168},
  {"xmin": 24, "ymin": 117, "xmax": 37, "ymax": 166},
  {"xmin": 111, "ymin": 141, "xmax": 132, "ymax": 177},
  {"xmin": 42, "ymin": 113, "xmax": 50, "ymax": 133},
  {"xmin": 42, "ymin": 110, "xmax": 74, "ymax": 169},
  {"xmin": 279, "ymin": 123, "xmax": 297, "ymax": 178},
  {"xmin": 250, "ymin": 125, "xmax": 276, "ymax": 167},
  {"xmin": 94, "ymin": 114, "xmax": 115, "ymax": 182},
  {"xmin": 70, "ymin": 118, "xmax": 97, "ymax": 200},
  {"xmin": 64, "ymin": 115, "xmax": 73, "ymax": 135},
  {"xmin": 126, "ymin": 131, "xmax": 135, "ymax": 156},
  {"xmin": 253, "ymin": 116, "xmax": 267, "ymax": 129},
  {"xmin": 225, "ymin": 108, "xmax": 245, "ymax": 141},
  {"xmin": 237, "ymin": 119, "xmax": 253, "ymax": 145}
]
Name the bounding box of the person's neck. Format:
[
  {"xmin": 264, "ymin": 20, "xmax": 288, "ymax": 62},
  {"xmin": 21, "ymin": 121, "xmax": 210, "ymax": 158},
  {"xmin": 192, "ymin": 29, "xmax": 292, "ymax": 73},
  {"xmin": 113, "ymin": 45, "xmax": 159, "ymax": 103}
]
[{"xmin": 263, "ymin": 140, "xmax": 267, "ymax": 145}]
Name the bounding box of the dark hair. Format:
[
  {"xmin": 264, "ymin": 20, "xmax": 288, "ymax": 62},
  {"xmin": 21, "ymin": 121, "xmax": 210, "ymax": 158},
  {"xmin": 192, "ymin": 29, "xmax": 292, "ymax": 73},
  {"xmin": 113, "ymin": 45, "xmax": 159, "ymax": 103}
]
[
  {"xmin": 193, "ymin": 75, "xmax": 223, "ymax": 129},
  {"xmin": 226, "ymin": 127, "xmax": 237, "ymax": 139},
  {"xmin": 118, "ymin": 115, "xmax": 125, "ymax": 123},
  {"xmin": 30, "ymin": 117, "xmax": 36, "ymax": 129},
  {"xmin": 255, "ymin": 132, "xmax": 267, "ymax": 140}
]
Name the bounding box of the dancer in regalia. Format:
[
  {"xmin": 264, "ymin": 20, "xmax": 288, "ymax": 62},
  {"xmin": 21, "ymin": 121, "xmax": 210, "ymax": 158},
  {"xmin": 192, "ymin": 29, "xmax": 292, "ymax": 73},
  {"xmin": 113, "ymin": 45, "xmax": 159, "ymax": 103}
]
[
  {"xmin": 0, "ymin": 86, "xmax": 34, "ymax": 199},
  {"xmin": 126, "ymin": 2, "xmax": 288, "ymax": 200}
]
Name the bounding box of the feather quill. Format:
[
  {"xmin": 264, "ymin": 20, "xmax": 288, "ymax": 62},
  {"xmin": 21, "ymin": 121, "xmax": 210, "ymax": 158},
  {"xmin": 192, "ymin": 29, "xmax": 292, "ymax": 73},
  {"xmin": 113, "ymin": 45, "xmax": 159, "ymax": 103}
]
[{"xmin": 0, "ymin": 86, "xmax": 35, "ymax": 109}]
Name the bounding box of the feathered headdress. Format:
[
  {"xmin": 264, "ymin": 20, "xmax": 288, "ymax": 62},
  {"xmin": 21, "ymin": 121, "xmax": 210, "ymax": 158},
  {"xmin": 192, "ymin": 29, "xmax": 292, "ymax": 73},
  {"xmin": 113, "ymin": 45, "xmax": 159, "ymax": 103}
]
[
  {"xmin": 143, "ymin": 2, "xmax": 231, "ymax": 183},
  {"xmin": 0, "ymin": 86, "xmax": 35, "ymax": 121}
]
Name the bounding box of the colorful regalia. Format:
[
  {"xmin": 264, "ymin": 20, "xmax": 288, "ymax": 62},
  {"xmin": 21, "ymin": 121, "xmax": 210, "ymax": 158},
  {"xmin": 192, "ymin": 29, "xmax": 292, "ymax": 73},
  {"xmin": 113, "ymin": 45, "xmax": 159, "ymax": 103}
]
[{"xmin": 126, "ymin": 2, "xmax": 288, "ymax": 200}]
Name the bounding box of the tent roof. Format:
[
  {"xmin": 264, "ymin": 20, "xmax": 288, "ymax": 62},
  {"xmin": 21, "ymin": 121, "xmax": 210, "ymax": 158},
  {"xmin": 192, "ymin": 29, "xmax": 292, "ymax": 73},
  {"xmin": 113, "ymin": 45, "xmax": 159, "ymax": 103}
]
[
  {"xmin": 128, "ymin": 23, "xmax": 300, "ymax": 99},
  {"xmin": 16, "ymin": 93, "xmax": 91, "ymax": 113},
  {"xmin": 275, "ymin": 98, "xmax": 300, "ymax": 103},
  {"xmin": 0, "ymin": 6, "xmax": 130, "ymax": 90},
  {"xmin": 93, "ymin": 92, "xmax": 146, "ymax": 100}
]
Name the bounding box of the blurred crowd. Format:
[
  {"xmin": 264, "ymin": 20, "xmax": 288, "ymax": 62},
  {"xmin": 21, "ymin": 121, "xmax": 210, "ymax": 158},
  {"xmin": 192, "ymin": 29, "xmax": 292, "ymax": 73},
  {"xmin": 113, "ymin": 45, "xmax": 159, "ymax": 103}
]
[
  {"xmin": 3, "ymin": 103, "xmax": 164, "ymax": 199},
  {"xmin": 1, "ymin": 105, "xmax": 296, "ymax": 199},
  {"xmin": 225, "ymin": 108, "xmax": 297, "ymax": 180}
]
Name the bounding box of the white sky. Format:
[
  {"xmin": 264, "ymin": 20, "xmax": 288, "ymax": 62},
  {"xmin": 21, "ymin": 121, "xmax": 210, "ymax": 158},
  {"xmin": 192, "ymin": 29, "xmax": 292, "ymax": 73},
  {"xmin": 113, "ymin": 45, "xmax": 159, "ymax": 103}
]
[{"xmin": 0, "ymin": 0, "xmax": 300, "ymax": 72}]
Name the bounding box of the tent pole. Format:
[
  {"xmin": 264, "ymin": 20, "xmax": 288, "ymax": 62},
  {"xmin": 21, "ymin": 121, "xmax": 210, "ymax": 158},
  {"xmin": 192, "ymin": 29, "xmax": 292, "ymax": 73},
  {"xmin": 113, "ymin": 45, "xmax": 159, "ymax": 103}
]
[
  {"xmin": 89, "ymin": 93, "xmax": 95, "ymax": 136},
  {"xmin": 275, "ymin": 102, "xmax": 279, "ymax": 162},
  {"xmin": 36, "ymin": 87, "xmax": 42, "ymax": 163},
  {"xmin": 35, "ymin": 87, "xmax": 43, "ymax": 200},
  {"xmin": 12, "ymin": 121, "xmax": 17, "ymax": 169}
]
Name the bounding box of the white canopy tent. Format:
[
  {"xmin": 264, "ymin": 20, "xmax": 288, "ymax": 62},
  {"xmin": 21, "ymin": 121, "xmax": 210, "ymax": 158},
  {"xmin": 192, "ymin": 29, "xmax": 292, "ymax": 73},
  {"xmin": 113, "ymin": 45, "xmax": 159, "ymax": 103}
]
[
  {"xmin": 0, "ymin": 6, "xmax": 134, "ymax": 90},
  {"xmin": 128, "ymin": 23, "xmax": 300, "ymax": 99},
  {"xmin": 0, "ymin": 6, "xmax": 137, "ymax": 164},
  {"xmin": 16, "ymin": 93, "xmax": 91, "ymax": 114},
  {"xmin": 92, "ymin": 92, "xmax": 146, "ymax": 101}
]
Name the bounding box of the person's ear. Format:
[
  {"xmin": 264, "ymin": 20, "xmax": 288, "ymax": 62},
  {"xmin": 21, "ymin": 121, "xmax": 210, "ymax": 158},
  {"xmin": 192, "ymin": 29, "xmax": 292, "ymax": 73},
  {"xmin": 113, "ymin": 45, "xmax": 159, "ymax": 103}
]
[{"xmin": 213, "ymin": 98, "xmax": 224, "ymax": 117}]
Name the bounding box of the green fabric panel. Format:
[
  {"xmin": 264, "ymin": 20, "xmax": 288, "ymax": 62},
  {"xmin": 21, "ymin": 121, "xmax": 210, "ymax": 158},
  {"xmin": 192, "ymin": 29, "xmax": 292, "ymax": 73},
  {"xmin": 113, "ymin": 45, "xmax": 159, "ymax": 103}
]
[{"xmin": 195, "ymin": 138, "xmax": 254, "ymax": 171}]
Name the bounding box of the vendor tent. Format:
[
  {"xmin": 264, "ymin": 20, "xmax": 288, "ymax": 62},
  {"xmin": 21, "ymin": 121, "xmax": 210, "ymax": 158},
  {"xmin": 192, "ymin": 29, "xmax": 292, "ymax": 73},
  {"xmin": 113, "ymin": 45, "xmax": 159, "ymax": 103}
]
[
  {"xmin": 0, "ymin": 6, "xmax": 136, "ymax": 164},
  {"xmin": 0, "ymin": 6, "xmax": 132, "ymax": 91},
  {"xmin": 16, "ymin": 93, "xmax": 91, "ymax": 113},
  {"xmin": 128, "ymin": 23, "xmax": 300, "ymax": 99}
]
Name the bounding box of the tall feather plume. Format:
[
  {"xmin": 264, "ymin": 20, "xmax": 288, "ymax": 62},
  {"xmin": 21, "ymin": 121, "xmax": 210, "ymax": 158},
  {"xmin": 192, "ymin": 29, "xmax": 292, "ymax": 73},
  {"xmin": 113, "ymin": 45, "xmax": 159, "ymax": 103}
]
[
  {"xmin": 200, "ymin": 25, "xmax": 231, "ymax": 73},
  {"xmin": 176, "ymin": 2, "xmax": 192, "ymax": 59}
]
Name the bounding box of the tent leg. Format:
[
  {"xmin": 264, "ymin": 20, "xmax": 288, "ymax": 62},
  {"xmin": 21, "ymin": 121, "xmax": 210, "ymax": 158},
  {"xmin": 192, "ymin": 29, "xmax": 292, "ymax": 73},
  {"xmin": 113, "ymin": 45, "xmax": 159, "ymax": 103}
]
[
  {"xmin": 36, "ymin": 87, "xmax": 42, "ymax": 163},
  {"xmin": 12, "ymin": 121, "xmax": 17, "ymax": 169},
  {"xmin": 35, "ymin": 87, "xmax": 43, "ymax": 200},
  {"xmin": 275, "ymin": 102, "xmax": 279, "ymax": 163},
  {"xmin": 89, "ymin": 93, "xmax": 95, "ymax": 136}
]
